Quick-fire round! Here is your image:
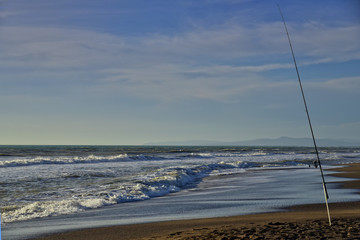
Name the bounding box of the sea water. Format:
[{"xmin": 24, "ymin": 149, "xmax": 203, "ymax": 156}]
[{"xmin": 1, "ymin": 146, "xmax": 360, "ymax": 239}]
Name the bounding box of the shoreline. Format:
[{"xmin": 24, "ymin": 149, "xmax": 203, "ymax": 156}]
[{"xmin": 31, "ymin": 163, "xmax": 360, "ymax": 240}]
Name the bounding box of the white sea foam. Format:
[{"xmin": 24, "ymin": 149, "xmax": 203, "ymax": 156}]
[
  {"xmin": 2, "ymin": 146, "xmax": 359, "ymax": 224},
  {"xmin": 1, "ymin": 198, "xmax": 115, "ymax": 223},
  {"xmin": 189, "ymin": 153, "xmax": 213, "ymax": 158},
  {"xmin": 0, "ymin": 154, "xmax": 131, "ymax": 167},
  {"xmin": 1, "ymin": 161, "xmax": 253, "ymax": 223}
]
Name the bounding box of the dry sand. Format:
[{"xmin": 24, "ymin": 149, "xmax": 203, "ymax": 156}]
[{"xmin": 32, "ymin": 163, "xmax": 360, "ymax": 240}]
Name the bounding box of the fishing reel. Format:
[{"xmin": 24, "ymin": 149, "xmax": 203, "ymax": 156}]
[
  {"xmin": 313, "ymin": 160, "xmax": 319, "ymax": 168},
  {"xmin": 308, "ymin": 160, "xmax": 319, "ymax": 168}
]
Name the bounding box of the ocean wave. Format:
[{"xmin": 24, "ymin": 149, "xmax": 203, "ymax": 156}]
[
  {"xmin": 177, "ymin": 152, "xmax": 214, "ymax": 159},
  {"xmin": 1, "ymin": 160, "xmax": 258, "ymax": 223},
  {"xmin": 0, "ymin": 154, "xmax": 167, "ymax": 168},
  {"xmin": 1, "ymin": 198, "xmax": 114, "ymax": 223},
  {"xmin": 0, "ymin": 158, "xmax": 325, "ymax": 223},
  {"xmin": 2, "ymin": 146, "xmax": 360, "ymax": 224},
  {"xmin": 1, "ymin": 153, "xmax": 344, "ymax": 223}
]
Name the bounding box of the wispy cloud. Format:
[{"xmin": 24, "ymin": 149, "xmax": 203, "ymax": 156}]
[
  {"xmin": 1, "ymin": 20, "xmax": 359, "ymax": 102},
  {"xmin": 1, "ymin": 1, "xmax": 359, "ymax": 144},
  {"xmin": 293, "ymin": 23, "xmax": 360, "ymax": 62},
  {"xmin": 309, "ymin": 76, "xmax": 360, "ymax": 92},
  {"xmin": 2, "ymin": 19, "xmax": 358, "ymax": 68},
  {"xmin": 0, "ymin": 10, "xmax": 18, "ymax": 19},
  {"xmin": 0, "ymin": 26, "xmax": 127, "ymax": 69}
]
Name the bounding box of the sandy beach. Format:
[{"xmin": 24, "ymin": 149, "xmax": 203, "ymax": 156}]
[{"xmin": 29, "ymin": 163, "xmax": 360, "ymax": 240}]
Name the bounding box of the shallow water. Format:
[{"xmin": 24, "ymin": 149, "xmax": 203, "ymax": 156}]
[
  {"xmin": 3, "ymin": 166, "xmax": 359, "ymax": 240},
  {"xmin": 1, "ymin": 146, "xmax": 360, "ymax": 239}
]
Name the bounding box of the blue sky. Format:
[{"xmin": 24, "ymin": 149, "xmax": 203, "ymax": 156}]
[{"xmin": 1, "ymin": 0, "xmax": 359, "ymax": 145}]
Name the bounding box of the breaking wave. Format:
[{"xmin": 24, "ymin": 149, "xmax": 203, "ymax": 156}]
[
  {"xmin": 0, "ymin": 154, "xmax": 167, "ymax": 168},
  {"xmin": 1, "ymin": 160, "xmax": 257, "ymax": 223}
]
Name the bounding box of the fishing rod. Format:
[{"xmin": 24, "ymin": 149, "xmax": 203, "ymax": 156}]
[{"xmin": 277, "ymin": 4, "xmax": 332, "ymax": 226}]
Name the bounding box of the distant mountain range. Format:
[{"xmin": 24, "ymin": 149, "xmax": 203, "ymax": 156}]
[{"xmin": 145, "ymin": 137, "xmax": 360, "ymax": 147}]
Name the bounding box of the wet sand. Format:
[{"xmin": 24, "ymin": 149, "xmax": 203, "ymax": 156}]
[{"xmin": 32, "ymin": 163, "xmax": 360, "ymax": 240}]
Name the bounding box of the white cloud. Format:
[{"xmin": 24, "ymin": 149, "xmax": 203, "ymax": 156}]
[
  {"xmin": 290, "ymin": 22, "xmax": 360, "ymax": 62},
  {"xmin": 309, "ymin": 76, "xmax": 360, "ymax": 92},
  {"xmin": 93, "ymin": 63, "xmax": 299, "ymax": 103},
  {"xmin": 0, "ymin": 26, "xmax": 127, "ymax": 70},
  {"xmin": 0, "ymin": 20, "xmax": 359, "ymax": 102},
  {"xmin": 2, "ymin": 20, "xmax": 358, "ymax": 66},
  {"xmin": 0, "ymin": 10, "xmax": 17, "ymax": 19}
]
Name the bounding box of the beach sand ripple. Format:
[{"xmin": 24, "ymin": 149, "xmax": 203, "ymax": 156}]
[{"xmin": 157, "ymin": 218, "xmax": 359, "ymax": 240}]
